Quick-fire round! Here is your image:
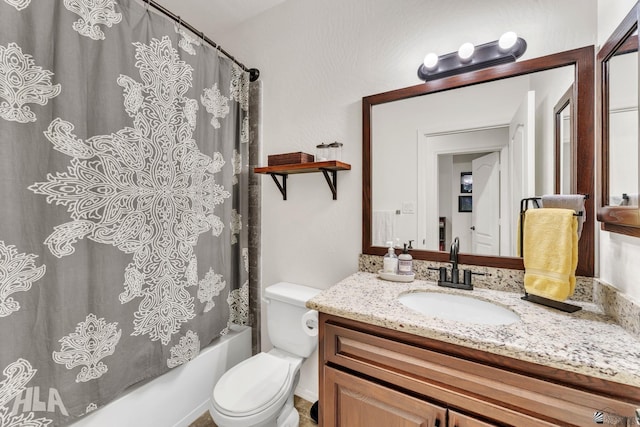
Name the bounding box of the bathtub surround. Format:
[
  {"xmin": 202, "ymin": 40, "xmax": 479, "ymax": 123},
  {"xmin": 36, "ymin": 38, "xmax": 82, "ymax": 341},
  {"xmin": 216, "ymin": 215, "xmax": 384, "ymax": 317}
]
[{"xmin": 0, "ymin": 1, "xmax": 250, "ymax": 425}]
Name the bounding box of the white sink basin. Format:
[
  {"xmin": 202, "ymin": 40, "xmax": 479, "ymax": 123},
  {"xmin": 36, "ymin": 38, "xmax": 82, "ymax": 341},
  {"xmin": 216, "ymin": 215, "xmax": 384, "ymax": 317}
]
[{"xmin": 397, "ymin": 292, "xmax": 521, "ymax": 325}]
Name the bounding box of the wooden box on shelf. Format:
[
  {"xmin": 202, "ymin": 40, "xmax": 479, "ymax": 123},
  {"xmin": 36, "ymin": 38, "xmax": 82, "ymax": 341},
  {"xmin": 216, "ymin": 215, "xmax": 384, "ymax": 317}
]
[{"xmin": 267, "ymin": 152, "xmax": 314, "ymax": 166}]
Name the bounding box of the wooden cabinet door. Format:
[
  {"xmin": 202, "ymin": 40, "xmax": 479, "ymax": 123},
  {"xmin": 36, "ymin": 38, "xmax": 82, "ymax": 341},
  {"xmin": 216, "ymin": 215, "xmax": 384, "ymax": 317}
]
[
  {"xmin": 448, "ymin": 410, "xmax": 498, "ymax": 427},
  {"xmin": 323, "ymin": 366, "xmax": 446, "ymax": 427}
]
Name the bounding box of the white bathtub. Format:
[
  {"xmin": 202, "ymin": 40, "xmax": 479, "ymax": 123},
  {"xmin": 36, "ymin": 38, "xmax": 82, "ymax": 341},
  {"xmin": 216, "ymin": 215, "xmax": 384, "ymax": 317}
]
[{"xmin": 71, "ymin": 326, "xmax": 252, "ymax": 427}]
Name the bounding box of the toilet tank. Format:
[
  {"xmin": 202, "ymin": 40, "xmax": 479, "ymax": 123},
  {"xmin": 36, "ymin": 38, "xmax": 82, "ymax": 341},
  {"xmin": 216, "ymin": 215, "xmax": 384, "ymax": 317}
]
[{"xmin": 264, "ymin": 282, "xmax": 322, "ymax": 358}]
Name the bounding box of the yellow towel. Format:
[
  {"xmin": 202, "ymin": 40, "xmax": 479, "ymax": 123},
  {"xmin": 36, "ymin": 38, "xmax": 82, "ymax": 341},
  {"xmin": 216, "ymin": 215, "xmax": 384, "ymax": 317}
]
[{"xmin": 523, "ymin": 208, "xmax": 578, "ymax": 301}]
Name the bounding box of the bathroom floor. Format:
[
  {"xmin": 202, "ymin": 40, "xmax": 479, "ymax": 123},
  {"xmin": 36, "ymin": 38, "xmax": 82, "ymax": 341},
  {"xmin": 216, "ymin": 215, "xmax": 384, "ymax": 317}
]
[{"xmin": 190, "ymin": 396, "xmax": 317, "ymax": 427}]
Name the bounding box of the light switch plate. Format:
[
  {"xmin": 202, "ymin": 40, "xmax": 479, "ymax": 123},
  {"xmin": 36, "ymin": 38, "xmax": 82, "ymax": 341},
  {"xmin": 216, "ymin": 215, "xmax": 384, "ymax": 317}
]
[{"xmin": 402, "ymin": 201, "xmax": 416, "ymax": 214}]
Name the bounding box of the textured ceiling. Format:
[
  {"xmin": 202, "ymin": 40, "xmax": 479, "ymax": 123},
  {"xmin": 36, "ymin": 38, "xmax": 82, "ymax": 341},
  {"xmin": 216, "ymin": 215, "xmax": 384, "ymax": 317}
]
[{"xmin": 153, "ymin": 0, "xmax": 286, "ymax": 37}]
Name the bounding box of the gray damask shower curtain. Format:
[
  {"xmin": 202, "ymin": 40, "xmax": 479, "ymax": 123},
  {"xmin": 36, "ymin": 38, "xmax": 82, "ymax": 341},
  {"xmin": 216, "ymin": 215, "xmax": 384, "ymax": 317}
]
[{"xmin": 0, "ymin": 0, "xmax": 249, "ymax": 425}]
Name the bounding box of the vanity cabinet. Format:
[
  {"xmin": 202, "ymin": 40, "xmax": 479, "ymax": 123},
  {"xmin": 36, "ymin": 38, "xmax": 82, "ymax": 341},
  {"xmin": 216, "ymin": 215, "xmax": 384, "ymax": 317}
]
[
  {"xmin": 324, "ymin": 367, "xmax": 496, "ymax": 427},
  {"xmin": 319, "ymin": 313, "xmax": 640, "ymax": 427},
  {"xmin": 448, "ymin": 411, "xmax": 497, "ymax": 427},
  {"xmin": 324, "ymin": 367, "xmax": 447, "ymax": 426}
]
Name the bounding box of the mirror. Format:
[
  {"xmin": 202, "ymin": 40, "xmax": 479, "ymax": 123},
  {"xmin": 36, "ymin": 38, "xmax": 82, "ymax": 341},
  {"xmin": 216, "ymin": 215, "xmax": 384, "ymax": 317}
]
[
  {"xmin": 597, "ymin": 3, "xmax": 640, "ymax": 236},
  {"xmin": 372, "ymin": 67, "xmax": 573, "ymax": 257},
  {"xmin": 363, "ymin": 47, "xmax": 595, "ymax": 276}
]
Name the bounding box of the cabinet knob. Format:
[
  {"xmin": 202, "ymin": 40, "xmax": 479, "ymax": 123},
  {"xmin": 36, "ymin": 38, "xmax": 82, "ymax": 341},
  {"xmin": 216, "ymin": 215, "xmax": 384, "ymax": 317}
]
[{"xmin": 470, "ymin": 226, "xmax": 475, "ymax": 230}]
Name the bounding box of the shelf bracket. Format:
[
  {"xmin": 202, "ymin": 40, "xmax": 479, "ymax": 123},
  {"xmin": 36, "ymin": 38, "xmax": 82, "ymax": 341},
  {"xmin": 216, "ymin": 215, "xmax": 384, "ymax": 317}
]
[
  {"xmin": 269, "ymin": 173, "xmax": 288, "ymax": 200},
  {"xmin": 320, "ymin": 168, "xmax": 338, "ymax": 200}
]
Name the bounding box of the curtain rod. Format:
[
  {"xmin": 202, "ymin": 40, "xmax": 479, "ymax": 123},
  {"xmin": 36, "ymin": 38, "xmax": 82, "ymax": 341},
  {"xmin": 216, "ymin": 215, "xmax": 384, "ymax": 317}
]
[{"xmin": 142, "ymin": 0, "xmax": 260, "ymax": 82}]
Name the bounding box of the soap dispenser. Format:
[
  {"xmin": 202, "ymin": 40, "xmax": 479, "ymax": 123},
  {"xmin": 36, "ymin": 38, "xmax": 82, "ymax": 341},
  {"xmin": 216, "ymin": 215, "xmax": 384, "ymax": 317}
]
[
  {"xmin": 398, "ymin": 242, "xmax": 413, "ymax": 275},
  {"xmin": 383, "ymin": 241, "xmax": 398, "ymax": 274}
]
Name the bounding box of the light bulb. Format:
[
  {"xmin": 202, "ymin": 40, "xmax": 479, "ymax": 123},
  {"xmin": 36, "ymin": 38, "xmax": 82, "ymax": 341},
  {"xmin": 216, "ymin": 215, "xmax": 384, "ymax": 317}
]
[
  {"xmin": 458, "ymin": 42, "xmax": 475, "ymax": 62},
  {"xmin": 423, "ymin": 52, "xmax": 439, "ymax": 70},
  {"xmin": 499, "ymin": 31, "xmax": 518, "ymax": 51}
]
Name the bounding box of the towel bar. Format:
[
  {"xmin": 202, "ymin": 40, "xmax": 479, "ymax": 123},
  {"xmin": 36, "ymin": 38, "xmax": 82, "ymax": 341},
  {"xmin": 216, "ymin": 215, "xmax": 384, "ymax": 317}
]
[
  {"xmin": 518, "ymin": 195, "xmax": 587, "ymax": 257},
  {"xmin": 519, "ymin": 196, "xmax": 586, "ymax": 313},
  {"xmin": 521, "ymin": 293, "xmax": 581, "ymax": 313}
]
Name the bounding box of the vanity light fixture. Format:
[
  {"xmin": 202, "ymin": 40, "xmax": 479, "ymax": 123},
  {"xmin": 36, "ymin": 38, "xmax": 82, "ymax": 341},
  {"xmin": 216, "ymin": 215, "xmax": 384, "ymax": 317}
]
[{"xmin": 417, "ymin": 32, "xmax": 527, "ymax": 81}]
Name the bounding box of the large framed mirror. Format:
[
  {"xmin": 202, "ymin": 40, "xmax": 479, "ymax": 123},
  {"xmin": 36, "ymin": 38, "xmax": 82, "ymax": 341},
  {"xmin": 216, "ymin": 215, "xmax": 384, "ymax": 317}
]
[
  {"xmin": 363, "ymin": 47, "xmax": 595, "ymax": 277},
  {"xmin": 597, "ymin": 3, "xmax": 640, "ymax": 237}
]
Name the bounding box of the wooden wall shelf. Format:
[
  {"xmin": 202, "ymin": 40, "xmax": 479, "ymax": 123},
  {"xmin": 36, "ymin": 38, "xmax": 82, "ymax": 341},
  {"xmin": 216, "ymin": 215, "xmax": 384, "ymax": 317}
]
[{"xmin": 254, "ymin": 160, "xmax": 351, "ymax": 200}]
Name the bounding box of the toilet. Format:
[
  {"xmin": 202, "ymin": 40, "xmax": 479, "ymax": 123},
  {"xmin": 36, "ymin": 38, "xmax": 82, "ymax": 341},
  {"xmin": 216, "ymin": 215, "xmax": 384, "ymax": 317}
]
[{"xmin": 209, "ymin": 282, "xmax": 321, "ymax": 427}]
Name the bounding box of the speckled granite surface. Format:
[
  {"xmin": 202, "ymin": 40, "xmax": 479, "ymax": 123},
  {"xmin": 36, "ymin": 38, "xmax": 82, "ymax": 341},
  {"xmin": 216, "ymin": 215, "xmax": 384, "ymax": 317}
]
[
  {"xmin": 307, "ymin": 271, "xmax": 640, "ymax": 387},
  {"xmin": 359, "ymin": 254, "xmax": 594, "ymax": 301},
  {"xmin": 594, "ymin": 278, "xmax": 640, "ymax": 338}
]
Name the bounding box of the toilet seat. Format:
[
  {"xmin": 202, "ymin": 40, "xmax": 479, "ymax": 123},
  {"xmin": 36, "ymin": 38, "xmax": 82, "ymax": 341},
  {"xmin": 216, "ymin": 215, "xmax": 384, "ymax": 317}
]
[{"xmin": 212, "ymin": 352, "xmax": 292, "ymax": 417}]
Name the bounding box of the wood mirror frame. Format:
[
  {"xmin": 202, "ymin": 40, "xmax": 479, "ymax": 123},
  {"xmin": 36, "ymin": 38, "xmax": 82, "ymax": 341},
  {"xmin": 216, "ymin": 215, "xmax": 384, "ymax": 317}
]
[
  {"xmin": 363, "ymin": 46, "xmax": 595, "ymax": 277},
  {"xmin": 596, "ymin": 3, "xmax": 640, "ymax": 237}
]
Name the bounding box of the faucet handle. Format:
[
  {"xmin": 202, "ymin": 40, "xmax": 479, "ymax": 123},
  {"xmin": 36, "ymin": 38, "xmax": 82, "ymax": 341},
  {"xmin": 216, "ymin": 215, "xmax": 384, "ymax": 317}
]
[
  {"xmin": 439, "ymin": 267, "xmax": 448, "ymax": 283},
  {"xmin": 463, "ymin": 269, "xmax": 472, "ymax": 286}
]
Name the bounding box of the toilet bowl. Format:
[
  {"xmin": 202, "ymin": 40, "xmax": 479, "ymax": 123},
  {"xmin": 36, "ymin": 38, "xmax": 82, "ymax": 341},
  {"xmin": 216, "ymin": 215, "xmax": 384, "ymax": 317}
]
[
  {"xmin": 209, "ymin": 349, "xmax": 302, "ymax": 427},
  {"xmin": 209, "ymin": 282, "xmax": 321, "ymax": 427}
]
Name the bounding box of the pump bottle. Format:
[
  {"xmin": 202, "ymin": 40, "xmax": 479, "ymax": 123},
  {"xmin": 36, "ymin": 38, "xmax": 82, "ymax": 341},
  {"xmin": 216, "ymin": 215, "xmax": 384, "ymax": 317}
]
[
  {"xmin": 383, "ymin": 241, "xmax": 398, "ymax": 274},
  {"xmin": 398, "ymin": 242, "xmax": 414, "ymax": 275}
]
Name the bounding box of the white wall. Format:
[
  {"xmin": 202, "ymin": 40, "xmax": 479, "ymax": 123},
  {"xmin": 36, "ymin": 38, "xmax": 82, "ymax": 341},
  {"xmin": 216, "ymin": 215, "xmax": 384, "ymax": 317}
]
[
  {"xmin": 597, "ymin": 0, "xmax": 640, "ymax": 300},
  {"xmin": 529, "ymin": 67, "xmax": 574, "ymax": 194},
  {"xmin": 438, "ymin": 155, "xmax": 453, "ymax": 250},
  {"xmin": 217, "ymin": 0, "xmax": 597, "ymax": 401},
  {"xmin": 597, "ymin": 0, "xmax": 637, "ymax": 48}
]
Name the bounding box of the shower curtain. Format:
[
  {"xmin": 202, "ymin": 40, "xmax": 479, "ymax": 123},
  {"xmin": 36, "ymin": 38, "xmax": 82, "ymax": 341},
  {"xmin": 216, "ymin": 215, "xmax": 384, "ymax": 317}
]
[{"xmin": 0, "ymin": 1, "xmax": 249, "ymax": 425}]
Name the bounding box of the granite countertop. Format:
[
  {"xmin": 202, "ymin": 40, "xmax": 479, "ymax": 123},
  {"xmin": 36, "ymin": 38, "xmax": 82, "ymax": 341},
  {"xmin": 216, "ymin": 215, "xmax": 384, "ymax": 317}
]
[{"xmin": 307, "ymin": 271, "xmax": 640, "ymax": 387}]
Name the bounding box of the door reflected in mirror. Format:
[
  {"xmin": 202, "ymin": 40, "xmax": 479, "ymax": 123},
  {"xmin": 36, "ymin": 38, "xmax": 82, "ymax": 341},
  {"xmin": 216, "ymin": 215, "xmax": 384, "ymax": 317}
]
[
  {"xmin": 554, "ymin": 85, "xmax": 574, "ymax": 195},
  {"xmin": 371, "ymin": 66, "xmax": 573, "ymax": 257}
]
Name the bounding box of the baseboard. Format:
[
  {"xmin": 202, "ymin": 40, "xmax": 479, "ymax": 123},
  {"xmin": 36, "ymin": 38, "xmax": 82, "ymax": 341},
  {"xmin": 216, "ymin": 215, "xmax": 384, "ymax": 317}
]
[{"xmin": 294, "ymin": 387, "xmax": 318, "ymax": 404}]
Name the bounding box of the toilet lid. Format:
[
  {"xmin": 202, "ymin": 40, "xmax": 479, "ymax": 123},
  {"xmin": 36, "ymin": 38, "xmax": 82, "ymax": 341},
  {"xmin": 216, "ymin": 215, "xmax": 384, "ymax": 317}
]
[{"xmin": 213, "ymin": 352, "xmax": 291, "ymax": 415}]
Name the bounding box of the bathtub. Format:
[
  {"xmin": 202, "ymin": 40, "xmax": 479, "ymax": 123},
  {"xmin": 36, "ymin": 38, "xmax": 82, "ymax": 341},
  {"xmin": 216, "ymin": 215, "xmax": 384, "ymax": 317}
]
[{"xmin": 71, "ymin": 325, "xmax": 252, "ymax": 427}]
